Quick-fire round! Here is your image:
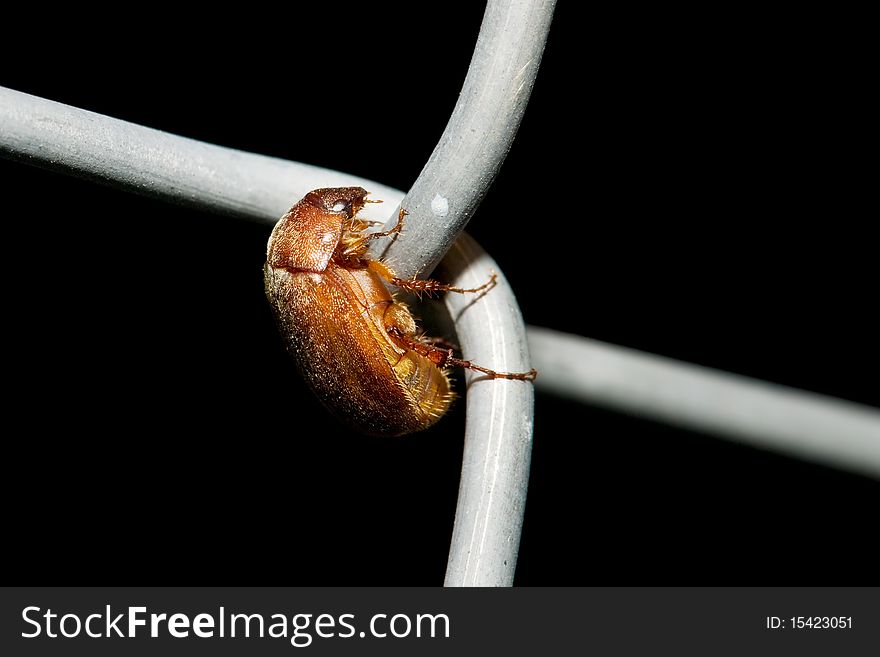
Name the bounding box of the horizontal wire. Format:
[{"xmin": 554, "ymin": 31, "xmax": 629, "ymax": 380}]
[
  {"xmin": 0, "ymin": 86, "xmax": 401, "ymax": 226},
  {"xmin": 530, "ymin": 327, "xmax": 880, "ymax": 480}
]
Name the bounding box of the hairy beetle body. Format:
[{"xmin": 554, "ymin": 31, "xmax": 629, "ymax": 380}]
[{"xmin": 264, "ymin": 187, "xmax": 535, "ymax": 437}]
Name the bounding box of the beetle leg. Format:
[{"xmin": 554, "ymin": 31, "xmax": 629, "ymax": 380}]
[
  {"xmin": 350, "ymin": 218, "xmax": 382, "ymax": 232},
  {"xmin": 445, "ymin": 356, "xmax": 538, "ymax": 381},
  {"xmin": 387, "ymin": 327, "xmax": 450, "ymax": 367},
  {"xmin": 343, "ymin": 209, "xmax": 406, "ymax": 256},
  {"xmin": 388, "ymin": 272, "xmax": 497, "ymax": 296},
  {"xmin": 369, "ymin": 261, "xmax": 498, "ymax": 298},
  {"xmin": 420, "ymin": 335, "xmax": 460, "ymax": 351},
  {"xmin": 363, "ymin": 208, "xmax": 406, "ymax": 240},
  {"xmin": 387, "ymin": 327, "xmax": 537, "ymax": 381}
]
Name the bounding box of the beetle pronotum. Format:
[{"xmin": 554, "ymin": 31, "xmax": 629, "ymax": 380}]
[{"xmin": 264, "ymin": 187, "xmax": 536, "ymax": 436}]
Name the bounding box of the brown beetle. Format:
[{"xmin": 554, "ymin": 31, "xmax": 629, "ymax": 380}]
[{"xmin": 264, "ymin": 187, "xmax": 536, "ymax": 436}]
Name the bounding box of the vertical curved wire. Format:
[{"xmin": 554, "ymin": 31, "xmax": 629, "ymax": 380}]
[
  {"xmin": 438, "ymin": 236, "xmax": 536, "ymax": 586},
  {"xmin": 367, "ymin": 0, "xmax": 556, "ymax": 280},
  {"xmin": 364, "ymin": 0, "xmax": 556, "ymax": 587}
]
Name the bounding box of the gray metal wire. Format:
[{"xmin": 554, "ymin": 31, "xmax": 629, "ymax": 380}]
[
  {"xmin": 367, "ymin": 0, "xmax": 557, "ymax": 281},
  {"xmin": 363, "ymin": 0, "xmax": 555, "ymax": 585},
  {"xmin": 0, "ymin": 86, "xmax": 400, "ymax": 227},
  {"xmin": 530, "ymin": 328, "xmax": 880, "ymax": 480},
  {"xmin": 438, "ymin": 236, "xmax": 536, "ymax": 586}
]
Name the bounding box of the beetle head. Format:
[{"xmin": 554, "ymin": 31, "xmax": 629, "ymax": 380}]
[
  {"xmin": 303, "ymin": 187, "xmax": 369, "ymax": 218},
  {"xmin": 267, "ymin": 187, "xmax": 369, "ymax": 273}
]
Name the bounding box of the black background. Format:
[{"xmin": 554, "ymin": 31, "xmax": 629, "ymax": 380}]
[{"xmin": 2, "ymin": 4, "xmax": 876, "ymax": 585}]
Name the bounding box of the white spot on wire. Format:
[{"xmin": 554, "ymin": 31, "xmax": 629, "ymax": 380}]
[{"xmin": 431, "ymin": 194, "xmax": 449, "ymax": 217}]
